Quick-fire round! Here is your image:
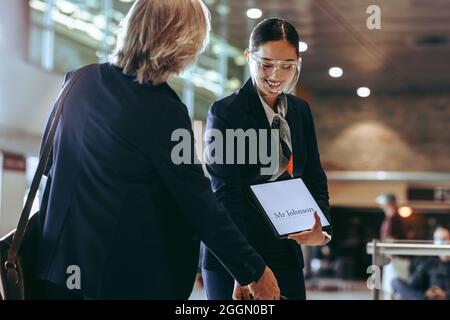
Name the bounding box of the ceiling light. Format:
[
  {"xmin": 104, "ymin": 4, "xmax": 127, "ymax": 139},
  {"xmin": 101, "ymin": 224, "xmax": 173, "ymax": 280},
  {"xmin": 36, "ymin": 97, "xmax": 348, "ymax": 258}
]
[
  {"xmin": 399, "ymin": 206, "xmax": 413, "ymax": 218},
  {"xmin": 298, "ymin": 41, "xmax": 308, "ymax": 52},
  {"xmin": 247, "ymin": 8, "xmax": 262, "ymax": 19},
  {"xmin": 329, "ymin": 67, "xmax": 343, "ymax": 78},
  {"xmin": 357, "ymin": 87, "xmax": 371, "ymax": 97},
  {"xmin": 216, "ymin": 4, "xmax": 230, "ymax": 16}
]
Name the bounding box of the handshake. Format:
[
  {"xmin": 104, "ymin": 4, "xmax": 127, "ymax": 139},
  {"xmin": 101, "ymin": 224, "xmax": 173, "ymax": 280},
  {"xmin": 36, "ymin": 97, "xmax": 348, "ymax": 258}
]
[{"xmin": 233, "ymin": 266, "xmax": 281, "ymax": 300}]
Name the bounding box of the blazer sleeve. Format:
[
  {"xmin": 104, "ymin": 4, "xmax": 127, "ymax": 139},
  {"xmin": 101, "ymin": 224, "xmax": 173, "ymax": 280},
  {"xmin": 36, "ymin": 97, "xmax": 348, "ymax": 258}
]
[
  {"xmin": 302, "ymin": 102, "xmax": 333, "ymax": 237},
  {"xmin": 143, "ymin": 96, "xmax": 265, "ymax": 286},
  {"xmin": 204, "ymin": 102, "xmax": 249, "ymax": 237},
  {"xmin": 40, "ymin": 71, "xmax": 73, "ymax": 177}
]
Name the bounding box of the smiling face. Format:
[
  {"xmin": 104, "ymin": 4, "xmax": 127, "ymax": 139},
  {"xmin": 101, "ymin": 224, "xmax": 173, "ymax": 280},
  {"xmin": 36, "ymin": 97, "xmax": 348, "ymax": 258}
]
[{"xmin": 246, "ymin": 39, "xmax": 299, "ymax": 99}]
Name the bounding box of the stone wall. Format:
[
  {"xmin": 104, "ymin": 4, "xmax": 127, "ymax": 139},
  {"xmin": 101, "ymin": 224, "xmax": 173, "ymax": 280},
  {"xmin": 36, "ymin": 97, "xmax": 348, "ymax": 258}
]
[{"xmin": 307, "ymin": 93, "xmax": 450, "ymax": 171}]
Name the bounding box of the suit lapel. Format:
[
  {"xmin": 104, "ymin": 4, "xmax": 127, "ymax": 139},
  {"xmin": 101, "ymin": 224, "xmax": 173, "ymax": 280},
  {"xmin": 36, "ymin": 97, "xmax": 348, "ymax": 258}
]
[
  {"xmin": 236, "ymin": 79, "xmax": 272, "ymax": 184},
  {"xmin": 286, "ymin": 96, "xmax": 307, "ymax": 176},
  {"xmin": 239, "ymin": 79, "xmax": 271, "ymax": 130}
]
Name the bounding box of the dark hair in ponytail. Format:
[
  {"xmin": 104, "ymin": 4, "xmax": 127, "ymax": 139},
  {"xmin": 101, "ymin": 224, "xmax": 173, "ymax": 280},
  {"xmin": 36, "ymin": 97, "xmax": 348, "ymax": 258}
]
[{"xmin": 249, "ymin": 18, "xmax": 300, "ymax": 56}]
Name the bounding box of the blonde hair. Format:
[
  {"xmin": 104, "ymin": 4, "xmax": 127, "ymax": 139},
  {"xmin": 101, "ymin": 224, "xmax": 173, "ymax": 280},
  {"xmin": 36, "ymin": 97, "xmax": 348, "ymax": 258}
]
[{"xmin": 110, "ymin": 0, "xmax": 211, "ymax": 85}]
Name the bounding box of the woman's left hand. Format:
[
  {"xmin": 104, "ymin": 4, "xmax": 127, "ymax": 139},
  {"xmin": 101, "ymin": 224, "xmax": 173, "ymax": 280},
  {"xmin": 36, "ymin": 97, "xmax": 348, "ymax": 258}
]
[{"xmin": 287, "ymin": 212, "xmax": 326, "ymax": 246}]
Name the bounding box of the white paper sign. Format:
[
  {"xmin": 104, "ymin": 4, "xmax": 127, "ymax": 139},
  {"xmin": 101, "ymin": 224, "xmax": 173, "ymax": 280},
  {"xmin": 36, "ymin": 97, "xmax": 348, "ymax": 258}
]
[{"xmin": 250, "ymin": 178, "xmax": 330, "ymax": 237}]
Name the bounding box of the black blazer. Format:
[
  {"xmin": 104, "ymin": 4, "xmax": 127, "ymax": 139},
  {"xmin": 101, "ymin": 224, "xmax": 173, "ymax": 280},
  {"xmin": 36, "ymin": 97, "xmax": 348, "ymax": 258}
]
[
  {"xmin": 35, "ymin": 64, "xmax": 266, "ymax": 299},
  {"xmin": 201, "ymin": 79, "xmax": 332, "ymax": 271}
]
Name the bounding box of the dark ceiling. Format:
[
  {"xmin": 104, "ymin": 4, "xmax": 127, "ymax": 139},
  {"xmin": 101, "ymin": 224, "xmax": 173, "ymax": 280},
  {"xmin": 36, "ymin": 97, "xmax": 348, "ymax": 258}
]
[{"xmin": 206, "ymin": 0, "xmax": 450, "ymax": 94}]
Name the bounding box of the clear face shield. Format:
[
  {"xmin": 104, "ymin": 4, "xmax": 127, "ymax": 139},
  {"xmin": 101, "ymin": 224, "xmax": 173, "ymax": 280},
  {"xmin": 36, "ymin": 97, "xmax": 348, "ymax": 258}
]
[{"xmin": 248, "ymin": 51, "xmax": 302, "ymax": 96}]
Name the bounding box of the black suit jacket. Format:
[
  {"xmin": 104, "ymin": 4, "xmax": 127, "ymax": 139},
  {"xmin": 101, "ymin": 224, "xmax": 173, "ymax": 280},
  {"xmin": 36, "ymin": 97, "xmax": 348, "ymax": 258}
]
[
  {"xmin": 201, "ymin": 79, "xmax": 331, "ymax": 271},
  {"xmin": 35, "ymin": 64, "xmax": 265, "ymax": 299}
]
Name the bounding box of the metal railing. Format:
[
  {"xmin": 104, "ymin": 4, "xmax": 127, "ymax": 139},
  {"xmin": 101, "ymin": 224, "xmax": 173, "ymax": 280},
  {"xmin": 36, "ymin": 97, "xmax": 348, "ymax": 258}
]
[{"xmin": 366, "ymin": 240, "xmax": 450, "ymax": 300}]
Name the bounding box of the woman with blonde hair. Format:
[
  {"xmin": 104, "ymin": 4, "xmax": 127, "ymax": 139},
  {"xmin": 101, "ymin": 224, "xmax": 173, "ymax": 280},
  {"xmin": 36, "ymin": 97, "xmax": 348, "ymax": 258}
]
[{"xmin": 35, "ymin": 0, "xmax": 279, "ymax": 300}]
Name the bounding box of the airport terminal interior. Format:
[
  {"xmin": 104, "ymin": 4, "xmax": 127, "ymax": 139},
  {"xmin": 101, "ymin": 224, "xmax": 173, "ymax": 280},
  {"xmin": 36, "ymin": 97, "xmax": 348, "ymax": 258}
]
[{"xmin": 0, "ymin": 0, "xmax": 449, "ymax": 300}]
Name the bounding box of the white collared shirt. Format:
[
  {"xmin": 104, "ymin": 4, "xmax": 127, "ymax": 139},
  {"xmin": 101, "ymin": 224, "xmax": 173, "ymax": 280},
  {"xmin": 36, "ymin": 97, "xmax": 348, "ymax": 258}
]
[
  {"xmin": 257, "ymin": 93, "xmax": 288, "ymax": 181},
  {"xmin": 258, "ymin": 94, "xmax": 278, "ymax": 127}
]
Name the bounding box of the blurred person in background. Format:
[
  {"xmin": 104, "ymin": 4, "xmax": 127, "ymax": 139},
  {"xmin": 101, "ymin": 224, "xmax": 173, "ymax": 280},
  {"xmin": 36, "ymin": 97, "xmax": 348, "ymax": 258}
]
[
  {"xmin": 377, "ymin": 193, "xmax": 406, "ymax": 241},
  {"xmin": 392, "ymin": 226, "xmax": 450, "ymax": 300},
  {"xmin": 376, "ymin": 193, "xmax": 409, "ymax": 298}
]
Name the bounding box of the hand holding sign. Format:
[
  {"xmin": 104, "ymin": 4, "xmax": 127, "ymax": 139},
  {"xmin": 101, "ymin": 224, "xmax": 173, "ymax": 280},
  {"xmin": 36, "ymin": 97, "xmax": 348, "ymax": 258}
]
[
  {"xmin": 249, "ymin": 178, "xmax": 331, "ymax": 239},
  {"xmin": 287, "ymin": 212, "xmax": 326, "ymax": 246}
]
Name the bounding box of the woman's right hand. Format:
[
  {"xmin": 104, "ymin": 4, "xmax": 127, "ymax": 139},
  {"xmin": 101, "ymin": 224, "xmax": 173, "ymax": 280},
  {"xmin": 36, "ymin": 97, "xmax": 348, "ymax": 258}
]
[{"xmin": 248, "ymin": 266, "xmax": 281, "ymax": 300}]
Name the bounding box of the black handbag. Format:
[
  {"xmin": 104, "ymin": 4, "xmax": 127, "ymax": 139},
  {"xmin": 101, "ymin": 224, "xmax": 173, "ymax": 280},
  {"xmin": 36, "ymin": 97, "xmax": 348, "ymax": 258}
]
[{"xmin": 0, "ymin": 65, "xmax": 93, "ymax": 300}]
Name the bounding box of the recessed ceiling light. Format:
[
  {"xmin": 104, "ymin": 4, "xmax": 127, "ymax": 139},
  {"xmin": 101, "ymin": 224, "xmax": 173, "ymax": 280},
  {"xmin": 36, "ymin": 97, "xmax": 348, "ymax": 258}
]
[
  {"xmin": 216, "ymin": 4, "xmax": 230, "ymax": 16},
  {"xmin": 357, "ymin": 87, "xmax": 371, "ymax": 97},
  {"xmin": 247, "ymin": 8, "xmax": 262, "ymax": 19},
  {"xmin": 329, "ymin": 67, "xmax": 343, "ymax": 78},
  {"xmin": 298, "ymin": 41, "xmax": 308, "ymax": 52}
]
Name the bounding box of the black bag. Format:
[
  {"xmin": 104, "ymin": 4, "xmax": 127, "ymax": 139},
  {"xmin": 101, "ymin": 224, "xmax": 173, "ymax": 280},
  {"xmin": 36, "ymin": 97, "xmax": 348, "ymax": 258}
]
[
  {"xmin": 0, "ymin": 214, "xmax": 42, "ymax": 299},
  {"xmin": 0, "ymin": 65, "xmax": 93, "ymax": 300}
]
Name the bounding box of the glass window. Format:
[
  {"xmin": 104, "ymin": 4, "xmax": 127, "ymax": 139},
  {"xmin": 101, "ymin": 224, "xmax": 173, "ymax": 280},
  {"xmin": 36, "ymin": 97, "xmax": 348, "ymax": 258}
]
[{"xmin": 28, "ymin": 0, "xmax": 247, "ymax": 120}]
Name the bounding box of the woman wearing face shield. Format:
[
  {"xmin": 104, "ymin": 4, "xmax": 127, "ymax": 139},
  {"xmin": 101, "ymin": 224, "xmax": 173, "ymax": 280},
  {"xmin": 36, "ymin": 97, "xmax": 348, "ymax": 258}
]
[{"xmin": 200, "ymin": 18, "xmax": 333, "ymax": 300}]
